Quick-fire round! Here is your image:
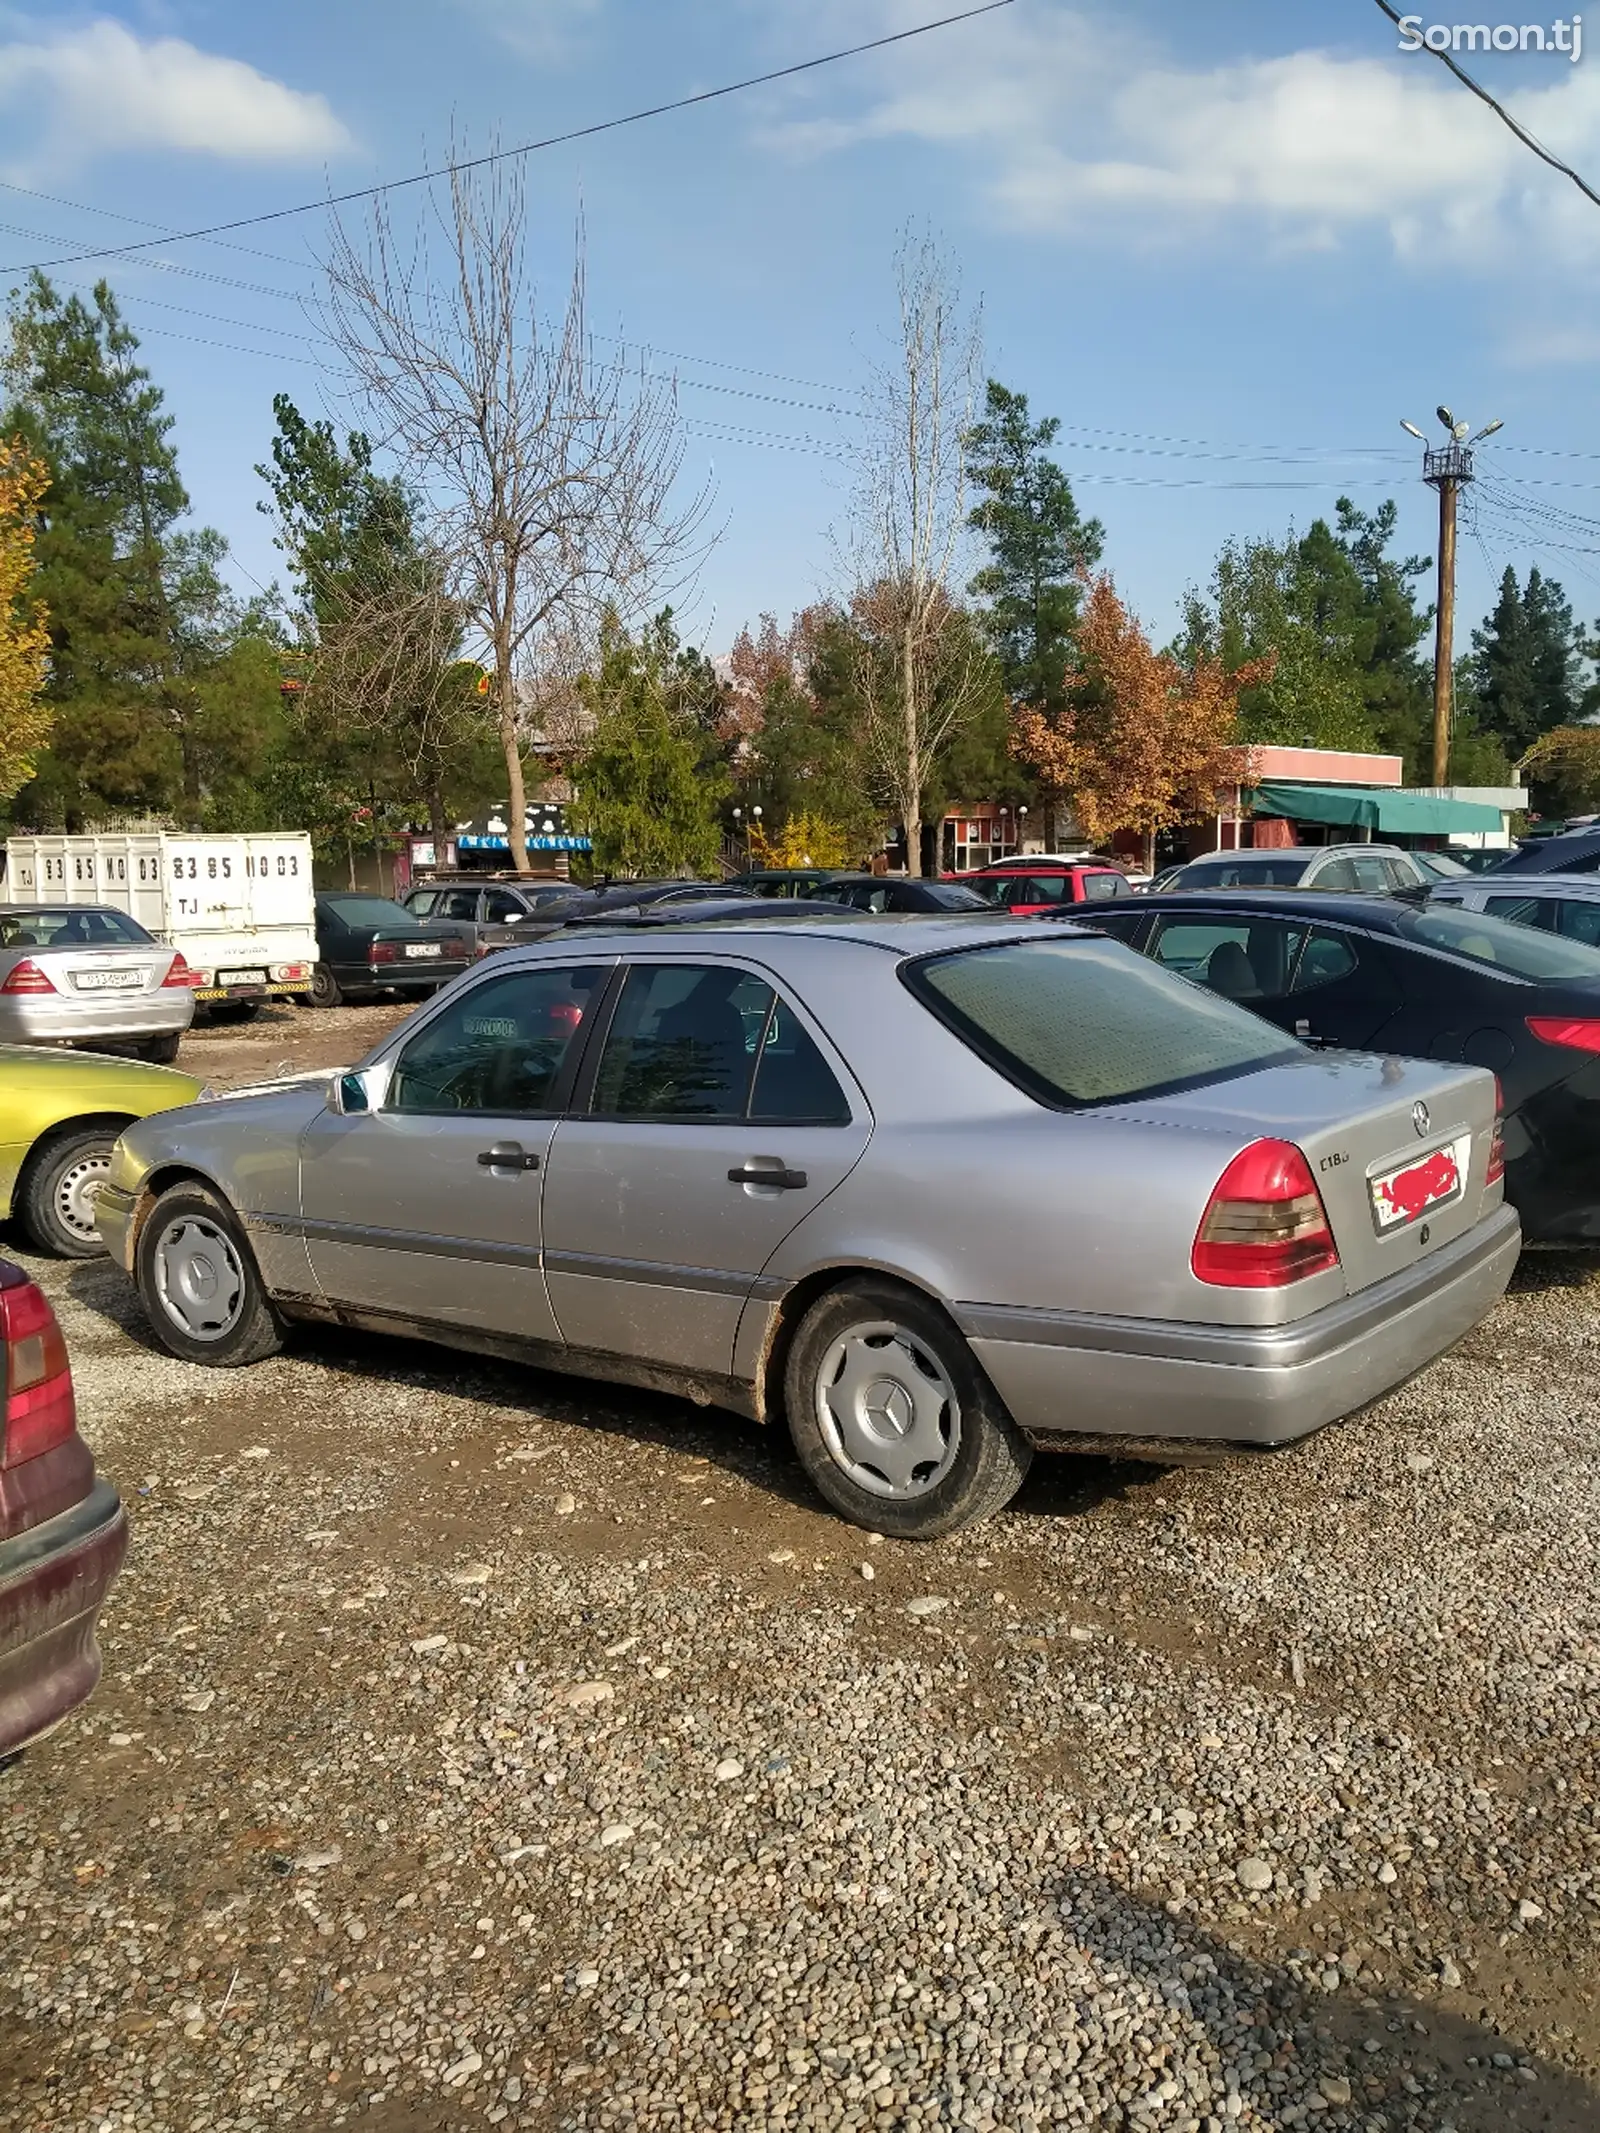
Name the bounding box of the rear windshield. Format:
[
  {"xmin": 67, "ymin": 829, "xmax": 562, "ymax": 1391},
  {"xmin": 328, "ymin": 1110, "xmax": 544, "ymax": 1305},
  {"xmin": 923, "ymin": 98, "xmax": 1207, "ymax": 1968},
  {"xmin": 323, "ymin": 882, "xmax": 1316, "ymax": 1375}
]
[
  {"xmin": 1170, "ymin": 856, "xmax": 1307, "ymax": 888},
  {"xmin": 0, "ymin": 906, "xmax": 153, "ymax": 947},
  {"xmin": 320, "ymin": 896, "xmax": 415, "ymax": 927},
  {"xmin": 920, "ymin": 882, "xmax": 992, "ymax": 910},
  {"xmin": 1397, "ymin": 905, "xmax": 1600, "ymax": 980},
  {"xmin": 905, "ymin": 938, "xmax": 1299, "ymax": 1108}
]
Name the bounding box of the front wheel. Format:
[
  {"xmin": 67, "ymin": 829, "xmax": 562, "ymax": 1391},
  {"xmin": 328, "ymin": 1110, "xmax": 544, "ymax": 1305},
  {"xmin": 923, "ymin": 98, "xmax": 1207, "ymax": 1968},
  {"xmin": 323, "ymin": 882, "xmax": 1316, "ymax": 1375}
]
[
  {"xmin": 783, "ymin": 1279, "xmax": 1032, "ymax": 1538},
  {"xmin": 19, "ymin": 1128, "xmax": 119, "ymax": 1257},
  {"xmin": 309, "ymin": 964, "xmax": 343, "ymax": 1009},
  {"xmin": 134, "ymin": 1183, "xmax": 283, "ymax": 1367}
]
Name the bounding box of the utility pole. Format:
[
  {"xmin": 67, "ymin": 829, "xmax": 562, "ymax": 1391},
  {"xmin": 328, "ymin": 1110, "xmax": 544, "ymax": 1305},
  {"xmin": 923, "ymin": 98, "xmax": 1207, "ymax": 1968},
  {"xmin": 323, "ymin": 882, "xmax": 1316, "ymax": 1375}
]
[{"xmin": 1401, "ymin": 409, "xmax": 1503, "ymax": 788}]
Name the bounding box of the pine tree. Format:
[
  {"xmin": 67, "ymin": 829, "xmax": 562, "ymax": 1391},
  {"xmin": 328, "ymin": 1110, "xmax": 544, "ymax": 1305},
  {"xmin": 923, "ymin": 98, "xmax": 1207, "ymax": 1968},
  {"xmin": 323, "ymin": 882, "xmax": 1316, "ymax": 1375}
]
[
  {"xmin": 575, "ymin": 612, "xmax": 727, "ymax": 877},
  {"xmin": 1470, "ymin": 565, "xmax": 1580, "ymax": 758},
  {"xmin": 966, "ymin": 381, "xmax": 1103, "ymax": 713},
  {"xmin": 3, "ymin": 273, "xmax": 272, "ymax": 825}
]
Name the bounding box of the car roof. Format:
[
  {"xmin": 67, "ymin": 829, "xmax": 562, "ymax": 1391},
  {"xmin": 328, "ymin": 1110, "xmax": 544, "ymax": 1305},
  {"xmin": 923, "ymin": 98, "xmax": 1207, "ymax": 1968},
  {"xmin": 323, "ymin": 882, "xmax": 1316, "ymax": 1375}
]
[
  {"xmin": 972, "ymin": 858, "xmax": 1116, "ymax": 872},
  {"xmin": 519, "ymin": 909, "xmax": 1093, "ymax": 955},
  {"xmin": 1128, "ymin": 886, "xmax": 1422, "ymax": 932},
  {"xmin": 1462, "ymin": 872, "xmax": 1600, "ymax": 896}
]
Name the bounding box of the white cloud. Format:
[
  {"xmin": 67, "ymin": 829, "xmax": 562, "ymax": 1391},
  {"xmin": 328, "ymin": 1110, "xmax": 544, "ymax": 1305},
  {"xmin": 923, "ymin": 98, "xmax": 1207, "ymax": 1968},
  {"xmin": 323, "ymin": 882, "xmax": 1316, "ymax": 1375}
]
[
  {"xmin": 763, "ymin": 2, "xmax": 1600, "ymax": 265},
  {"xmin": 450, "ymin": 0, "xmax": 603, "ymax": 63},
  {"xmin": 0, "ymin": 18, "xmax": 352, "ymax": 169}
]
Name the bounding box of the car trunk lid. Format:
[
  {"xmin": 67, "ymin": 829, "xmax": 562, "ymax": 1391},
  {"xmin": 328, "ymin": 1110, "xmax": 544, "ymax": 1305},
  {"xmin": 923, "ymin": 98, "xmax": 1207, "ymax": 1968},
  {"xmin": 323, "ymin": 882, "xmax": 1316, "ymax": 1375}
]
[
  {"xmin": 17, "ymin": 944, "xmax": 178, "ymax": 998},
  {"xmin": 1118, "ymin": 1049, "xmax": 1500, "ymax": 1304}
]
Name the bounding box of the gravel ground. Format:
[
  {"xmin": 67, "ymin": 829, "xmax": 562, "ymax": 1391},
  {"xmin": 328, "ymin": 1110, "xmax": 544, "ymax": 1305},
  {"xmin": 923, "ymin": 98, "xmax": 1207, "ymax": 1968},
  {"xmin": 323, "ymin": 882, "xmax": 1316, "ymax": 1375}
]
[{"xmin": 5, "ymin": 1008, "xmax": 1600, "ymax": 2131}]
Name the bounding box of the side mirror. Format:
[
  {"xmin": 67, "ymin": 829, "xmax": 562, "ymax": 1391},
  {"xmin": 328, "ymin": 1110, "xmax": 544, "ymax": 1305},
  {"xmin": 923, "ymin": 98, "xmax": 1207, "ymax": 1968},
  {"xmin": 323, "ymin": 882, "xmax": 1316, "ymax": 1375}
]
[{"xmin": 337, "ymin": 1071, "xmax": 370, "ymax": 1115}]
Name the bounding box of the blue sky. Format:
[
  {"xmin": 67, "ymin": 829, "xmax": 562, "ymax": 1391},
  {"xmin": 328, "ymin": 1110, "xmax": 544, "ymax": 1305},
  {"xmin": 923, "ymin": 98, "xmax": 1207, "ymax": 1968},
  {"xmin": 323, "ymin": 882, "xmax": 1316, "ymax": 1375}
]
[{"xmin": 3, "ymin": 0, "xmax": 1600, "ymax": 659}]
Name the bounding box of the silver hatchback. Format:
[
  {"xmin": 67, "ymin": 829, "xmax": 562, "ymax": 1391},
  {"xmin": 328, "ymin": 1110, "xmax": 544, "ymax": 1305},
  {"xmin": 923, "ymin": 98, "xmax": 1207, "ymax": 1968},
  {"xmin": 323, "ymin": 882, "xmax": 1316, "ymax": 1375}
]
[
  {"xmin": 96, "ymin": 913, "xmax": 1519, "ymax": 1536},
  {"xmin": 0, "ymin": 904, "xmax": 198, "ymax": 1061}
]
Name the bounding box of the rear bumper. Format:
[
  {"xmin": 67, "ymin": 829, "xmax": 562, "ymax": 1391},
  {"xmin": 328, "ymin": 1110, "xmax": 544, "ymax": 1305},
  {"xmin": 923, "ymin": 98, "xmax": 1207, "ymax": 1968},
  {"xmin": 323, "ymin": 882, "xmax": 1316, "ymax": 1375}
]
[
  {"xmin": 958, "ymin": 1202, "xmax": 1521, "ymax": 1452},
  {"xmin": 0, "ymin": 996, "xmax": 193, "ymax": 1044},
  {"xmin": 196, "ymin": 980, "xmax": 311, "ymax": 1002},
  {"xmin": 0, "ymin": 1479, "xmax": 128, "ymax": 1756},
  {"xmin": 359, "ymin": 964, "xmax": 467, "ymax": 990}
]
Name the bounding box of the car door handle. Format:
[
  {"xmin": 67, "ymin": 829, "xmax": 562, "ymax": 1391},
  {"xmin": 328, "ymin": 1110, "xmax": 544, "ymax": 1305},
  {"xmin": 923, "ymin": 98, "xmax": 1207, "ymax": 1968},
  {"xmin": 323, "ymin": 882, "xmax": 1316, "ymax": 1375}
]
[
  {"xmin": 728, "ymin": 1159, "xmax": 808, "ymax": 1190},
  {"xmin": 477, "ymin": 1141, "xmax": 540, "ymax": 1173}
]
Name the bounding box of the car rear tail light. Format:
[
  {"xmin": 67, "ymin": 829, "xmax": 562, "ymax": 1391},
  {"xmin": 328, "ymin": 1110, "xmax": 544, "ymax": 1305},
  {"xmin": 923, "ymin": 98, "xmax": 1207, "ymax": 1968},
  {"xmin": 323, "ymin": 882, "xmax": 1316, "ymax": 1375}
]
[
  {"xmin": 1526, "ymin": 1015, "xmax": 1600, "ymax": 1054},
  {"xmin": 1192, "ymin": 1139, "xmax": 1340, "ymax": 1289},
  {"xmin": 271, "ymin": 962, "xmax": 309, "ymax": 982},
  {"xmin": 162, "ymin": 952, "xmax": 205, "ymax": 989},
  {"xmin": 0, "ymin": 958, "xmax": 56, "ymax": 995},
  {"xmin": 369, "ymin": 942, "xmax": 398, "ymax": 965},
  {"xmin": 0, "ymin": 1276, "xmax": 76, "ymax": 1468},
  {"xmin": 1487, "ymin": 1074, "xmax": 1506, "ymax": 1186}
]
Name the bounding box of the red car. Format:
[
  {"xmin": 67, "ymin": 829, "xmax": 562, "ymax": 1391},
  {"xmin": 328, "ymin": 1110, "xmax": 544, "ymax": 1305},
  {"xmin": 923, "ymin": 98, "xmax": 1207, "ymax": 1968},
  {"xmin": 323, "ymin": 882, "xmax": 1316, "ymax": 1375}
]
[
  {"xmin": 954, "ymin": 860, "xmax": 1134, "ymax": 917},
  {"xmin": 0, "ymin": 1260, "xmax": 126, "ymax": 1757}
]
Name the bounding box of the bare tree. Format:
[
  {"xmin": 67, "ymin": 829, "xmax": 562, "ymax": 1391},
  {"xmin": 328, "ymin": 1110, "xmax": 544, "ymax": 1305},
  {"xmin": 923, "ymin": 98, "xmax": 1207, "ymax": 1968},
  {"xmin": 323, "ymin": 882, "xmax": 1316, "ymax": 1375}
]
[
  {"xmin": 846, "ymin": 232, "xmax": 984, "ymax": 874},
  {"xmin": 322, "ymin": 152, "xmax": 705, "ymax": 872}
]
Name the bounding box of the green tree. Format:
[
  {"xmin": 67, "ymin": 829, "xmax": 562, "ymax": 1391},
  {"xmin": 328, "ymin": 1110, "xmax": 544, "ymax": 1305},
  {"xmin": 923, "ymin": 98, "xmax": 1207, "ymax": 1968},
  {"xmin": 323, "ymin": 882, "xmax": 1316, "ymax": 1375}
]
[
  {"xmin": 966, "ymin": 380, "xmax": 1103, "ymax": 713},
  {"xmin": 3, "ymin": 273, "xmax": 277, "ymax": 827},
  {"xmin": 257, "ymin": 395, "xmax": 494, "ymax": 848},
  {"xmin": 574, "ymin": 612, "xmax": 727, "ymax": 877},
  {"xmin": 727, "ymin": 611, "xmax": 880, "ymax": 855},
  {"xmin": 1468, "ymin": 564, "xmax": 1581, "ymax": 760}
]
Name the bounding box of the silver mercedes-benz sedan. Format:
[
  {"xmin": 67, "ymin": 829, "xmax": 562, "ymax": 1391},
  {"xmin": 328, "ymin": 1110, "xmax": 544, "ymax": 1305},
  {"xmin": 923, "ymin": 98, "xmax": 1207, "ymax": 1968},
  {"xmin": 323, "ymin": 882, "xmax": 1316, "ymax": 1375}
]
[
  {"xmin": 95, "ymin": 911, "xmax": 1520, "ymax": 1536},
  {"xmin": 0, "ymin": 903, "xmax": 198, "ymax": 1061}
]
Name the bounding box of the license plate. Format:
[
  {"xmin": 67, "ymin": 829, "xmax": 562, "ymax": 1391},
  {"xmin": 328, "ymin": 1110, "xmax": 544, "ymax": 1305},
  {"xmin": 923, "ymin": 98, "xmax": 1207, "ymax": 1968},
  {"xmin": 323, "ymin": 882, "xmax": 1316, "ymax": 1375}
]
[
  {"xmin": 73, "ymin": 968, "xmax": 142, "ymax": 991},
  {"xmin": 1369, "ymin": 1134, "xmax": 1471, "ymax": 1231},
  {"xmin": 220, "ymin": 969, "xmax": 267, "ymax": 986},
  {"xmin": 405, "ymin": 942, "xmax": 443, "ymax": 958}
]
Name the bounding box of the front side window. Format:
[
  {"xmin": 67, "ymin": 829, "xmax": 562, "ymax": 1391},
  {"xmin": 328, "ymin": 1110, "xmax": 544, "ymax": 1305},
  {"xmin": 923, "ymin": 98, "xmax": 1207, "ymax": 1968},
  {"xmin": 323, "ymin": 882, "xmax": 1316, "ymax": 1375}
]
[
  {"xmin": 1172, "ymin": 856, "xmax": 1308, "ymax": 889},
  {"xmin": 1146, "ymin": 915, "xmax": 1306, "ymax": 1000},
  {"xmin": 1484, "ymin": 894, "xmax": 1548, "ymax": 931},
  {"xmin": 997, "ymin": 873, "xmax": 1068, "ymax": 906},
  {"xmin": 387, "ymin": 964, "xmax": 604, "ymax": 1114},
  {"xmin": 483, "ymin": 889, "xmax": 529, "ymax": 922},
  {"xmin": 1555, "ymin": 898, "xmax": 1600, "ymax": 947},
  {"xmin": 906, "ymin": 938, "xmax": 1298, "ymax": 1110}
]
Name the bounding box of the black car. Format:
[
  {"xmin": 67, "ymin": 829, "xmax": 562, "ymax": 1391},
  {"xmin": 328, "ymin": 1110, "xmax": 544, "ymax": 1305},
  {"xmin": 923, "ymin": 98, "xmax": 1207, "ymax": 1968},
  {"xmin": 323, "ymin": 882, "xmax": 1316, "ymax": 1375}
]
[
  {"xmin": 1480, "ymin": 826, "xmax": 1600, "ymax": 879},
  {"xmin": 725, "ymin": 868, "xmax": 858, "ymax": 898},
  {"xmin": 808, "ymin": 874, "xmax": 993, "ymax": 914},
  {"xmin": 310, "ymin": 895, "xmax": 475, "ymax": 1008},
  {"xmin": 1087, "ymin": 887, "xmax": 1600, "ymax": 1243}
]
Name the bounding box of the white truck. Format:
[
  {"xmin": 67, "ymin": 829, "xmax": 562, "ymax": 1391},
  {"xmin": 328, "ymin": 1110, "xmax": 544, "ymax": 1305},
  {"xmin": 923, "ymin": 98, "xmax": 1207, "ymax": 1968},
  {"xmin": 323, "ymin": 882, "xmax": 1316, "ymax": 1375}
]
[{"xmin": 3, "ymin": 833, "xmax": 318, "ymax": 1016}]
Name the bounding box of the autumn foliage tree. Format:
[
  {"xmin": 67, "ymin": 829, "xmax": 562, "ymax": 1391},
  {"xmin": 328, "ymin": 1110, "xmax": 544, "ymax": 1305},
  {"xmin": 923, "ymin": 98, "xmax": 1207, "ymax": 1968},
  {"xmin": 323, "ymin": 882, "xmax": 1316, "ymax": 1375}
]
[
  {"xmin": 0, "ymin": 435, "xmax": 51, "ymax": 803},
  {"xmin": 1013, "ymin": 573, "xmax": 1269, "ymax": 871}
]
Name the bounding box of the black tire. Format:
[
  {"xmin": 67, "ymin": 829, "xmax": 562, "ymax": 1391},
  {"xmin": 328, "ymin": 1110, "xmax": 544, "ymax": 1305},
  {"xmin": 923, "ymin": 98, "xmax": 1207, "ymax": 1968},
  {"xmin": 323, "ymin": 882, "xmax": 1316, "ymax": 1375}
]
[
  {"xmin": 783, "ymin": 1278, "xmax": 1032, "ymax": 1538},
  {"xmin": 309, "ymin": 964, "xmax": 343, "ymax": 1009},
  {"xmin": 19, "ymin": 1127, "xmax": 120, "ymax": 1258},
  {"xmin": 134, "ymin": 1182, "xmax": 283, "ymax": 1367},
  {"xmin": 205, "ymin": 1001, "xmax": 260, "ymax": 1025},
  {"xmin": 140, "ymin": 1032, "xmax": 183, "ymax": 1065}
]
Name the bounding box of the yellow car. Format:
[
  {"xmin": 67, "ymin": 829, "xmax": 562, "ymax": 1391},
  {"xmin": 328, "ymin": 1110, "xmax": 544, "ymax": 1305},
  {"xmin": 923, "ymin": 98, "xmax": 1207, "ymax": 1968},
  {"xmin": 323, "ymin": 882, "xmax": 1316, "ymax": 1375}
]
[{"xmin": 1, "ymin": 1045, "xmax": 205, "ymax": 1259}]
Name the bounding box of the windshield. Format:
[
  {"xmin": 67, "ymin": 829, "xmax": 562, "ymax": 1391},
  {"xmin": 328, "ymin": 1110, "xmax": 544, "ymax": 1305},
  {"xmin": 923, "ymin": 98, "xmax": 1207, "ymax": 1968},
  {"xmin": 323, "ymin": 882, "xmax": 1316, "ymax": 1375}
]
[
  {"xmin": 1398, "ymin": 905, "xmax": 1600, "ymax": 980},
  {"xmin": 1170, "ymin": 856, "xmax": 1308, "ymax": 888},
  {"xmin": 905, "ymin": 937, "xmax": 1299, "ymax": 1108},
  {"xmin": 0, "ymin": 906, "xmax": 153, "ymax": 947},
  {"xmin": 921, "ymin": 882, "xmax": 992, "ymax": 910}
]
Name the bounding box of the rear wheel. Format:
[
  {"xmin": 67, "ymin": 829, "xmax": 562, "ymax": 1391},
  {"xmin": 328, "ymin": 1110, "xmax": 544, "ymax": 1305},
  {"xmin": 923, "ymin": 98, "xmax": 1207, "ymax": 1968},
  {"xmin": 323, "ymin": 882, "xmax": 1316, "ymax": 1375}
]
[
  {"xmin": 140, "ymin": 1033, "xmax": 183, "ymax": 1065},
  {"xmin": 19, "ymin": 1128, "xmax": 119, "ymax": 1258},
  {"xmin": 206, "ymin": 1001, "xmax": 260, "ymax": 1025},
  {"xmin": 309, "ymin": 964, "xmax": 343, "ymax": 1009},
  {"xmin": 783, "ymin": 1279, "xmax": 1032, "ymax": 1538},
  {"xmin": 134, "ymin": 1183, "xmax": 282, "ymax": 1366}
]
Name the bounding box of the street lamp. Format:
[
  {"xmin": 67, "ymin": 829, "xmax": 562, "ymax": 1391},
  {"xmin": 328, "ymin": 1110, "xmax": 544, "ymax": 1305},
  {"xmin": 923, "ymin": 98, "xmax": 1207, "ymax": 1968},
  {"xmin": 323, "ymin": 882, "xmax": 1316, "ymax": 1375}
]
[{"xmin": 1403, "ymin": 404, "xmax": 1505, "ymax": 785}]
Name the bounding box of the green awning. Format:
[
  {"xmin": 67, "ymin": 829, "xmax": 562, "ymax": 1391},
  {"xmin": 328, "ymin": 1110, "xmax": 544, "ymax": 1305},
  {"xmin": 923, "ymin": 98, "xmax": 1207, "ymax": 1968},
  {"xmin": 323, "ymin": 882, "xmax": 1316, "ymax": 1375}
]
[{"xmin": 1251, "ymin": 781, "xmax": 1505, "ymax": 837}]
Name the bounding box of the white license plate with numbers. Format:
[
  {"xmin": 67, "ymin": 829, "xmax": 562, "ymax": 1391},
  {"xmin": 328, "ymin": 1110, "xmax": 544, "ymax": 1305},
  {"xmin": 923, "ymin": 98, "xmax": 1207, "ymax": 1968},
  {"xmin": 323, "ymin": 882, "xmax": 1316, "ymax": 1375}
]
[
  {"xmin": 73, "ymin": 968, "xmax": 142, "ymax": 991},
  {"xmin": 405, "ymin": 942, "xmax": 443, "ymax": 958}
]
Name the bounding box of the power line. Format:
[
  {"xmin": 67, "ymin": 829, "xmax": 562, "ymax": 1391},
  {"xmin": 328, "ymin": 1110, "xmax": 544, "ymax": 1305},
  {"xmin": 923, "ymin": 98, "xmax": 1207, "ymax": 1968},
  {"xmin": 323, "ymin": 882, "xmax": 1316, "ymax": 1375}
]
[
  {"xmin": 2, "ymin": 1, "xmax": 1018, "ymax": 273},
  {"xmin": 0, "ymin": 177, "xmax": 314, "ymax": 274},
  {"xmin": 1369, "ymin": 0, "xmax": 1600, "ymax": 210}
]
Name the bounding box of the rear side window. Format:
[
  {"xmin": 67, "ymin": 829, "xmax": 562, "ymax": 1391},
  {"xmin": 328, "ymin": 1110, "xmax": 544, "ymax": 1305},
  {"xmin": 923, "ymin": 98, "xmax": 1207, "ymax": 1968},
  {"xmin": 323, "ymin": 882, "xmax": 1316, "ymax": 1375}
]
[
  {"xmin": 996, "ymin": 874, "xmax": 1068, "ymax": 906},
  {"xmin": 1081, "ymin": 872, "xmax": 1126, "ymax": 901},
  {"xmin": 750, "ymin": 1000, "xmax": 851, "ymax": 1122},
  {"xmin": 1555, "ymin": 899, "xmax": 1600, "ymax": 947},
  {"xmin": 1484, "ymin": 894, "xmax": 1549, "ymax": 930},
  {"xmin": 905, "ymin": 939, "xmax": 1299, "ymax": 1110},
  {"xmin": 406, "ymin": 889, "xmax": 441, "ymax": 916}
]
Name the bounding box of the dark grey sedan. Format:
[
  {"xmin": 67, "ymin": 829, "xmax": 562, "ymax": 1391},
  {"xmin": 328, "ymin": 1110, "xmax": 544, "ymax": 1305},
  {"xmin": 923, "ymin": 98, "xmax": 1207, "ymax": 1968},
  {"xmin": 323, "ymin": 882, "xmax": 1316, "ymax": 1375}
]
[{"xmin": 97, "ymin": 912, "xmax": 1518, "ymax": 1537}]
